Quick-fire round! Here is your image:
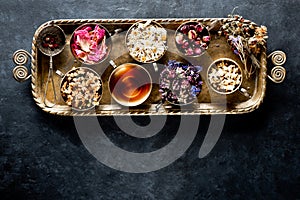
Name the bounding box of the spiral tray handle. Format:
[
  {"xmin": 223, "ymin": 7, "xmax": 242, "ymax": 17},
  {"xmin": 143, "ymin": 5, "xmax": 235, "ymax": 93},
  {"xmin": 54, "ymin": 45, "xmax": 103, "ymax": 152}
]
[
  {"xmin": 267, "ymin": 50, "xmax": 286, "ymax": 83},
  {"xmin": 12, "ymin": 49, "xmax": 32, "ymax": 82}
]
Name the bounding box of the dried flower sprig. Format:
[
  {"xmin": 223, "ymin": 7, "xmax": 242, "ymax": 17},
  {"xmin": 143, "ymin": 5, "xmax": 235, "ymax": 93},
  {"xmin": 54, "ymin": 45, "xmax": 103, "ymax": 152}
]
[{"xmin": 220, "ymin": 15, "xmax": 268, "ymax": 79}]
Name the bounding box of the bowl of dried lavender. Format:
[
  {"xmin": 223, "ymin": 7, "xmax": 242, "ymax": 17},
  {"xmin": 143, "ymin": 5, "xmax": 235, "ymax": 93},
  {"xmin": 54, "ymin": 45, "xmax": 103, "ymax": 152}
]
[{"xmin": 159, "ymin": 60, "xmax": 203, "ymax": 105}]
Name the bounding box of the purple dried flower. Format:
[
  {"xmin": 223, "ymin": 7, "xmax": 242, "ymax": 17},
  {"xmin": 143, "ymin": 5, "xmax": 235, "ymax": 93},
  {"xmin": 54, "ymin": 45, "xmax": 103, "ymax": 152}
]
[
  {"xmin": 159, "ymin": 61, "xmax": 203, "ymax": 104},
  {"xmin": 189, "ymin": 25, "xmax": 195, "ymax": 30},
  {"xmin": 188, "ymin": 30, "xmax": 197, "ymax": 40},
  {"xmin": 182, "ymin": 41, "xmax": 189, "ymax": 49},
  {"xmin": 194, "ymin": 48, "xmax": 202, "ymax": 55},
  {"xmin": 175, "ymin": 34, "xmax": 184, "ymax": 45},
  {"xmin": 180, "ymin": 25, "xmax": 189, "ymax": 34},
  {"xmin": 201, "ymin": 43, "xmax": 208, "ymax": 49},
  {"xmin": 186, "ymin": 48, "xmax": 194, "ymax": 56},
  {"xmin": 202, "ymin": 36, "xmax": 210, "ymax": 42},
  {"xmin": 196, "ymin": 24, "xmax": 203, "ymax": 33}
]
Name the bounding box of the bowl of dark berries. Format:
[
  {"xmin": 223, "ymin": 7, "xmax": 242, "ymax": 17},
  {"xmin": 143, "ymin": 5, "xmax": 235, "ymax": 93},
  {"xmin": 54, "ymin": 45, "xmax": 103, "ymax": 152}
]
[
  {"xmin": 37, "ymin": 24, "xmax": 66, "ymax": 57},
  {"xmin": 175, "ymin": 21, "xmax": 210, "ymax": 57},
  {"xmin": 159, "ymin": 60, "xmax": 203, "ymax": 105}
]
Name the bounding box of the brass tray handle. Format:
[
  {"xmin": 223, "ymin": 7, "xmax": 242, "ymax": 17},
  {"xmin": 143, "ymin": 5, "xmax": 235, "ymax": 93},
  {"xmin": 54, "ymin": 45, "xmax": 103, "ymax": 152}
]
[
  {"xmin": 267, "ymin": 50, "xmax": 286, "ymax": 83},
  {"xmin": 12, "ymin": 49, "xmax": 32, "ymax": 82}
]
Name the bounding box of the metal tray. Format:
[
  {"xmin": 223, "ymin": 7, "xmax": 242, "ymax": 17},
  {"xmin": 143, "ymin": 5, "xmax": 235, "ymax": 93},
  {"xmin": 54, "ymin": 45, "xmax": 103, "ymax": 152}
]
[{"xmin": 12, "ymin": 18, "xmax": 286, "ymax": 116}]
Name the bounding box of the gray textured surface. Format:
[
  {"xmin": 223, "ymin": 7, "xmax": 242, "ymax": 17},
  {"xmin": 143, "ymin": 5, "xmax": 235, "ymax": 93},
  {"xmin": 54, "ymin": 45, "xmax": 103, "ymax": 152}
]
[{"xmin": 0, "ymin": 0, "xmax": 299, "ymax": 199}]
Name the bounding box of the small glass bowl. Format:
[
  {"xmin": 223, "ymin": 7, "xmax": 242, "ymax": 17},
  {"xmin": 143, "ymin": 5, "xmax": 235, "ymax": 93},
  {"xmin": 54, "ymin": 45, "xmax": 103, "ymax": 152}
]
[
  {"xmin": 70, "ymin": 23, "xmax": 111, "ymax": 65},
  {"xmin": 125, "ymin": 20, "xmax": 168, "ymax": 63},
  {"xmin": 174, "ymin": 21, "xmax": 210, "ymax": 57},
  {"xmin": 108, "ymin": 63, "xmax": 152, "ymax": 107},
  {"xmin": 59, "ymin": 67, "xmax": 103, "ymax": 111},
  {"xmin": 159, "ymin": 60, "xmax": 203, "ymax": 105},
  {"xmin": 207, "ymin": 58, "xmax": 243, "ymax": 95}
]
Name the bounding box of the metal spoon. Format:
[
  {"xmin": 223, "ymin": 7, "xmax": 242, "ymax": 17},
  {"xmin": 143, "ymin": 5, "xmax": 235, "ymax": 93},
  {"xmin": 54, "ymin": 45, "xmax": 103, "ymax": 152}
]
[{"xmin": 37, "ymin": 24, "xmax": 66, "ymax": 107}]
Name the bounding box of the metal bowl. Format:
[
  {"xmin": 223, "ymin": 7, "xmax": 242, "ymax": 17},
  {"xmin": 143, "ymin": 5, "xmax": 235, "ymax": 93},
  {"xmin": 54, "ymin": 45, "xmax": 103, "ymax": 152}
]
[
  {"xmin": 125, "ymin": 20, "xmax": 168, "ymax": 63},
  {"xmin": 174, "ymin": 21, "xmax": 210, "ymax": 57},
  {"xmin": 159, "ymin": 60, "xmax": 203, "ymax": 105},
  {"xmin": 70, "ymin": 23, "xmax": 112, "ymax": 65},
  {"xmin": 37, "ymin": 24, "xmax": 66, "ymax": 57},
  {"xmin": 108, "ymin": 63, "xmax": 152, "ymax": 107},
  {"xmin": 207, "ymin": 58, "xmax": 243, "ymax": 95},
  {"xmin": 58, "ymin": 67, "xmax": 103, "ymax": 111}
]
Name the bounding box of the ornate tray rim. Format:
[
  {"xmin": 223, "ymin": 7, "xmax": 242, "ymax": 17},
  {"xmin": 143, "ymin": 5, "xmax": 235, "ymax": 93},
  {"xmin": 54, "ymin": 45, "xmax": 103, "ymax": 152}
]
[{"xmin": 16, "ymin": 18, "xmax": 276, "ymax": 116}]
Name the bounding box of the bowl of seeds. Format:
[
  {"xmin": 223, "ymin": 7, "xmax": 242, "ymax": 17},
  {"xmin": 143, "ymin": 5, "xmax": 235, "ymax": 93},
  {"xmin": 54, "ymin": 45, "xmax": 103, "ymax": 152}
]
[
  {"xmin": 59, "ymin": 67, "xmax": 102, "ymax": 111},
  {"xmin": 207, "ymin": 58, "xmax": 243, "ymax": 95}
]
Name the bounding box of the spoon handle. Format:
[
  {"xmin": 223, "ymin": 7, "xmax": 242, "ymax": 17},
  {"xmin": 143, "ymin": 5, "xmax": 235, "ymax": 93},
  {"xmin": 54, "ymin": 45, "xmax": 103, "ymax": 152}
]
[{"xmin": 43, "ymin": 56, "xmax": 57, "ymax": 107}]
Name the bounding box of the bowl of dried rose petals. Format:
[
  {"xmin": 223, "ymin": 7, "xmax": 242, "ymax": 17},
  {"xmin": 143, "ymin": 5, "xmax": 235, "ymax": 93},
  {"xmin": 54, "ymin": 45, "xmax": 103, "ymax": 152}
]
[
  {"xmin": 60, "ymin": 67, "xmax": 102, "ymax": 111},
  {"xmin": 207, "ymin": 58, "xmax": 243, "ymax": 95},
  {"xmin": 70, "ymin": 23, "xmax": 111, "ymax": 65},
  {"xmin": 175, "ymin": 21, "xmax": 210, "ymax": 57},
  {"xmin": 159, "ymin": 60, "xmax": 203, "ymax": 105},
  {"xmin": 126, "ymin": 20, "xmax": 167, "ymax": 63}
]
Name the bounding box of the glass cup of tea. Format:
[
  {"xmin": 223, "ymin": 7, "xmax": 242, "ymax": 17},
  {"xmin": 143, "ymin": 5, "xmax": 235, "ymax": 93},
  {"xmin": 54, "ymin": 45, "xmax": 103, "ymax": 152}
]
[{"xmin": 108, "ymin": 63, "xmax": 152, "ymax": 107}]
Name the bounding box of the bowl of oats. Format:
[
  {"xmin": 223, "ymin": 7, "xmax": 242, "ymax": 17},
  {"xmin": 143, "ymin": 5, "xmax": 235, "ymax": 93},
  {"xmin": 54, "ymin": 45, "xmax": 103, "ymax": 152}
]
[
  {"xmin": 58, "ymin": 67, "xmax": 102, "ymax": 111},
  {"xmin": 125, "ymin": 20, "xmax": 167, "ymax": 63},
  {"xmin": 207, "ymin": 58, "xmax": 243, "ymax": 95}
]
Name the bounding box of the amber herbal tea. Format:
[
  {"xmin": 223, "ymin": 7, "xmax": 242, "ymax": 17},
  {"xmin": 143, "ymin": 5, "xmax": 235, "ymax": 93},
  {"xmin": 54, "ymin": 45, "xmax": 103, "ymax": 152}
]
[{"xmin": 108, "ymin": 63, "xmax": 152, "ymax": 106}]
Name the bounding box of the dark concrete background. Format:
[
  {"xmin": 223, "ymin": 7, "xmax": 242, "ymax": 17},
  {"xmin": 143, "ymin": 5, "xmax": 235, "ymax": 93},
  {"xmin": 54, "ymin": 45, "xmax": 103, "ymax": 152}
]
[{"xmin": 0, "ymin": 0, "xmax": 299, "ymax": 199}]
